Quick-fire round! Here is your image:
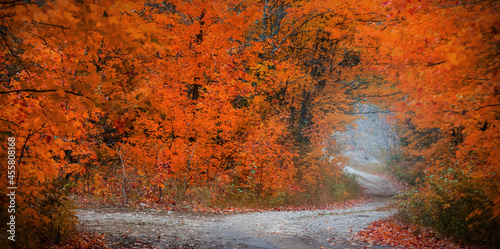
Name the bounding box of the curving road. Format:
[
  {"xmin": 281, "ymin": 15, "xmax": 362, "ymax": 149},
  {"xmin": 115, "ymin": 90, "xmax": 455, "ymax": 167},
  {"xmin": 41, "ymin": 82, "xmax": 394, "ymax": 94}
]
[{"xmin": 77, "ymin": 167, "xmax": 400, "ymax": 248}]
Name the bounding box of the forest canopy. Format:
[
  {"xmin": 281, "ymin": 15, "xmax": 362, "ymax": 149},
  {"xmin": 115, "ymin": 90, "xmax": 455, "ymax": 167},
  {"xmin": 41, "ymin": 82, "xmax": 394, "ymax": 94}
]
[{"xmin": 0, "ymin": 0, "xmax": 498, "ymax": 247}]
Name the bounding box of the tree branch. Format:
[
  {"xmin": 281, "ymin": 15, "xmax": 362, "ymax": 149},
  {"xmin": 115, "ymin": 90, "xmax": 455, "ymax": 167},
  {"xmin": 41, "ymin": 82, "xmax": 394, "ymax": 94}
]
[
  {"xmin": 426, "ymin": 61, "xmax": 446, "ymax": 67},
  {"xmin": 475, "ymin": 104, "xmax": 500, "ymax": 111},
  {"xmin": 0, "ymin": 89, "xmax": 91, "ymax": 99},
  {"xmin": 358, "ymin": 91, "xmax": 402, "ymax": 98},
  {"xmin": 31, "ymin": 21, "xmax": 69, "ymax": 30},
  {"xmin": 347, "ymin": 111, "xmax": 399, "ymax": 115},
  {"xmin": 0, "ymin": 118, "xmax": 19, "ymax": 126}
]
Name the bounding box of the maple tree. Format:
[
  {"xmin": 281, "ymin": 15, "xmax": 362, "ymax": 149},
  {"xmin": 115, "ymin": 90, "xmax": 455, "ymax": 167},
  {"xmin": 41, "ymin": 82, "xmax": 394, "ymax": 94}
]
[
  {"xmin": 356, "ymin": 0, "xmax": 499, "ymax": 244},
  {"xmin": 0, "ymin": 0, "xmax": 167, "ymax": 246},
  {"xmin": 1, "ymin": 0, "xmax": 380, "ymax": 246}
]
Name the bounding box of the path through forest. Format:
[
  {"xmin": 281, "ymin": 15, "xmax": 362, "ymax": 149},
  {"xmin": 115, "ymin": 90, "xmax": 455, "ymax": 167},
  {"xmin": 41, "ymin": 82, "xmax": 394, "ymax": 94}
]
[{"xmin": 77, "ymin": 165, "xmax": 400, "ymax": 249}]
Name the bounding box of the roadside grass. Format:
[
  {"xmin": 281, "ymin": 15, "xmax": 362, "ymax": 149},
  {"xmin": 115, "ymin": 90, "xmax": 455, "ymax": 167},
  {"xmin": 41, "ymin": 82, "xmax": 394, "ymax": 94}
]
[
  {"xmin": 348, "ymin": 160, "xmax": 391, "ymax": 176},
  {"xmin": 73, "ymin": 172, "xmax": 364, "ymax": 212},
  {"xmin": 191, "ymin": 173, "xmax": 363, "ymax": 210}
]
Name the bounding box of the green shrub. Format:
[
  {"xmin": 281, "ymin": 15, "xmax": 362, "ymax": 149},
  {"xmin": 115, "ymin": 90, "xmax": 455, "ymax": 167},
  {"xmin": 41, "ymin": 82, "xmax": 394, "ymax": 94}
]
[
  {"xmin": 386, "ymin": 153, "xmax": 423, "ymax": 186},
  {"xmin": 38, "ymin": 179, "xmax": 78, "ymax": 245},
  {"xmin": 395, "ymin": 170, "xmax": 500, "ymax": 246},
  {"xmin": 1, "ymin": 178, "xmax": 77, "ymax": 249}
]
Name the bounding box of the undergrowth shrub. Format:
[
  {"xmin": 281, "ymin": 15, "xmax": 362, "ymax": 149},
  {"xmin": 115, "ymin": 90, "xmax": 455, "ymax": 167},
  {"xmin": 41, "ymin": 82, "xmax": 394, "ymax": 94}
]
[
  {"xmin": 311, "ymin": 173, "xmax": 361, "ymax": 204},
  {"xmin": 177, "ymin": 173, "xmax": 361, "ymax": 209},
  {"xmin": 38, "ymin": 179, "xmax": 78, "ymax": 245},
  {"xmin": 1, "ymin": 178, "xmax": 77, "ymax": 249},
  {"xmin": 386, "ymin": 153, "xmax": 423, "ymax": 186},
  {"xmin": 395, "ymin": 169, "xmax": 500, "ymax": 246}
]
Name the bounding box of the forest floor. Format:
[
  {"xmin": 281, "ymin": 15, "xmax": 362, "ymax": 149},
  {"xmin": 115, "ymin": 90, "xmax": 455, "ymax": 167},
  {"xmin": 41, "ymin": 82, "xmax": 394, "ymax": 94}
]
[{"xmin": 76, "ymin": 161, "xmax": 403, "ymax": 249}]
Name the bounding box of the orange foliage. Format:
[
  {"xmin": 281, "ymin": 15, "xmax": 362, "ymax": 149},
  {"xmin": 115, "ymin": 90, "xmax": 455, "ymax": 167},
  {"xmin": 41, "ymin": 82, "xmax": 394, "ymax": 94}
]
[
  {"xmin": 356, "ymin": 218, "xmax": 476, "ymax": 249},
  {"xmin": 356, "ymin": 0, "xmax": 499, "ymax": 244},
  {"xmin": 1, "ymin": 2, "xmax": 378, "ymax": 245},
  {"xmin": 2, "ymin": 0, "xmax": 497, "ymax": 246},
  {"xmin": 370, "ymin": 0, "xmax": 499, "ymax": 215}
]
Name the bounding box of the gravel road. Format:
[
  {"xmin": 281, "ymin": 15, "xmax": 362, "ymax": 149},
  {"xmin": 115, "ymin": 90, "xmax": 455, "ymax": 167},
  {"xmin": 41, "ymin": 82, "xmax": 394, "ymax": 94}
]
[{"xmin": 77, "ymin": 167, "xmax": 400, "ymax": 248}]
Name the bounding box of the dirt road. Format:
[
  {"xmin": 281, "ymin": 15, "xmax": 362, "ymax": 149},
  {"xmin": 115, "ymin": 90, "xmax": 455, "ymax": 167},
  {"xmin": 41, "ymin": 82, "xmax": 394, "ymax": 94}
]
[{"xmin": 77, "ymin": 167, "xmax": 400, "ymax": 248}]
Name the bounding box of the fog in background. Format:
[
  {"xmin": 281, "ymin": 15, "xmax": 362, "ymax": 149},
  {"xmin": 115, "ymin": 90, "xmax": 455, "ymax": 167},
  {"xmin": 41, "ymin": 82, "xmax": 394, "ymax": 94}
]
[{"xmin": 334, "ymin": 104, "xmax": 400, "ymax": 165}]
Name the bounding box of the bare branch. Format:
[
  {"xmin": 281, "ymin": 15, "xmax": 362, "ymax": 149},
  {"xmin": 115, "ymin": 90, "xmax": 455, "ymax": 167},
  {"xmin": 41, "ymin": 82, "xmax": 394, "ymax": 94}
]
[{"xmin": 0, "ymin": 89, "xmax": 91, "ymax": 99}]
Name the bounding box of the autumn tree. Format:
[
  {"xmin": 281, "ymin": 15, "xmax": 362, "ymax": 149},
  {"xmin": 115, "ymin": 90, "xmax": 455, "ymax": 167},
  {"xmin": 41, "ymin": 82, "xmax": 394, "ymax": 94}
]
[
  {"xmin": 1, "ymin": 0, "xmax": 396, "ymax": 246},
  {"xmin": 0, "ymin": 0, "xmax": 168, "ymax": 246},
  {"xmin": 358, "ymin": 0, "xmax": 500, "ymax": 244},
  {"xmin": 238, "ymin": 0, "xmax": 392, "ymax": 201}
]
